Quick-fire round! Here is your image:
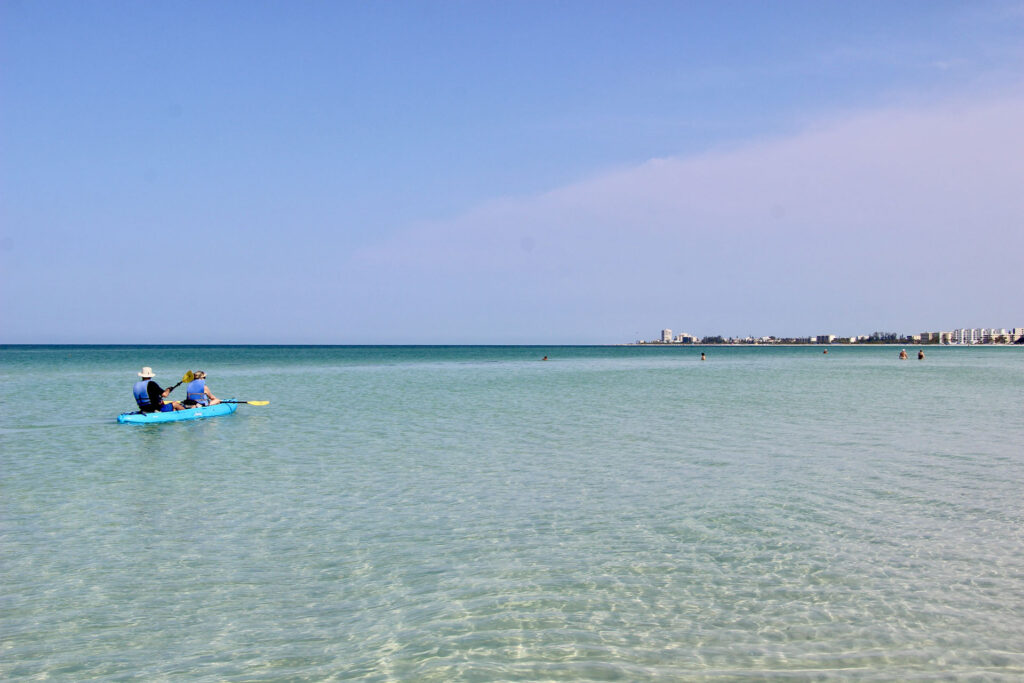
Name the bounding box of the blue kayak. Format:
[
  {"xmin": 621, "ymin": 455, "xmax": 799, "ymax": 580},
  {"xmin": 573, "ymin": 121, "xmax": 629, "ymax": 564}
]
[{"xmin": 117, "ymin": 402, "xmax": 238, "ymax": 424}]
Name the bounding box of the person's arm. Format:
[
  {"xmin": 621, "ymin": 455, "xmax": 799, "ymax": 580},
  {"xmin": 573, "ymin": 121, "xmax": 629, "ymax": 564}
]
[
  {"xmin": 205, "ymin": 386, "xmax": 218, "ymax": 401},
  {"xmin": 148, "ymin": 381, "xmax": 165, "ymax": 405}
]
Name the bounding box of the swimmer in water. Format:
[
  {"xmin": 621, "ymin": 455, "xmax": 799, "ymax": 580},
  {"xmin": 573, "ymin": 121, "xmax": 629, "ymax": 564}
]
[{"xmin": 899, "ymin": 349, "xmax": 908, "ymax": 360}]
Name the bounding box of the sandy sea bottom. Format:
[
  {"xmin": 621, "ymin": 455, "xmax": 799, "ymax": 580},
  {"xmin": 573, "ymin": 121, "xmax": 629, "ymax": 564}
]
[{"xmin": 2, "ymin": 345, "xmax": 1024, "ymax": 680}]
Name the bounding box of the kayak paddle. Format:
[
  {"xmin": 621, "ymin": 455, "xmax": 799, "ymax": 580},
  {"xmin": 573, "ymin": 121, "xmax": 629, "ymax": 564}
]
[
  {"xmin": 166, "ymin": 370, "xmax": 194, "ymax": 393},
  {"xmin": 220, "ymin": 400, "xmax": 270, "ymax": 406}
]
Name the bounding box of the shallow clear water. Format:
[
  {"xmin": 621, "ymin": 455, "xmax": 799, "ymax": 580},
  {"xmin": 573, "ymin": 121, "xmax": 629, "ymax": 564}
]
[{"xmin": 2, "ymin": 345, "xmax": 1024, "ymax": 680}]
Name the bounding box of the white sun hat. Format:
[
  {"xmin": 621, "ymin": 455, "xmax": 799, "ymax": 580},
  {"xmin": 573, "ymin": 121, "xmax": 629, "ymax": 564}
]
[{"xmin": 138, "ymin": 366, "xmax": 156, "ymax": 378}]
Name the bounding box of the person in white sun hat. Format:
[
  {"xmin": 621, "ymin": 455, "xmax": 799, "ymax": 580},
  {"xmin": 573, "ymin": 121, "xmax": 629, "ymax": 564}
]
[{"xmin": 132, "ymin": 367, "xmax": 184, "ymax": 413}]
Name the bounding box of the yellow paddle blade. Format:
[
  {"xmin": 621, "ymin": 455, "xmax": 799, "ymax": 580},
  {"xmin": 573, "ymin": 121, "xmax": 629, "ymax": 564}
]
[
  {"xmin": 246, "ymin": 401, "xmax": 269, "ymax": 406},
  {"xmin": 183, "ymin": 370, "xmax": 194, "ymax": 384}
]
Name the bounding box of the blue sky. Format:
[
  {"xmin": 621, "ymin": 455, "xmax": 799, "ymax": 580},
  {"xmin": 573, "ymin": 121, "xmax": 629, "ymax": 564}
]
[{"xmin": 2, "ymin": 1, "xmax": 1022, "ymax": 343}]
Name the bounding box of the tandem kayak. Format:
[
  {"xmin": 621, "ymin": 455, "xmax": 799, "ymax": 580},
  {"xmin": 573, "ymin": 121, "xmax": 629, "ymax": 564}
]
[{"xmin": 117, "ymin": 402, "xmax": 238, "ymax": 424}]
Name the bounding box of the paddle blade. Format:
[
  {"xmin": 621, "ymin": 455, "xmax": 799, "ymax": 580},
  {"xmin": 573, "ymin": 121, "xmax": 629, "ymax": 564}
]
[
  {"xmin": 183, "ymin": 370, "xmax": 194, "ymax": 384},
  {"xmin": 246, "ymin": 401, "xmax": 269, "ymax": 406}
]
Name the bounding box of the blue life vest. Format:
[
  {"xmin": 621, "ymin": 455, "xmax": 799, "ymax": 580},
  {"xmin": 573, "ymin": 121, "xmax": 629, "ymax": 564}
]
[
  {"xmin": 186, "ymin": 378, "xmax": 208, "ymax": 405},
  {"xmin": 134, "ymin": 380, "xmax": 155, "ymax": 408}
]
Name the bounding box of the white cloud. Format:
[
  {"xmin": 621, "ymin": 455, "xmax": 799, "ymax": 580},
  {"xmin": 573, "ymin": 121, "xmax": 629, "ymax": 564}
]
[{"xmin": 348, "ymin": 92, "xmax": 1024, "ymax": 340}]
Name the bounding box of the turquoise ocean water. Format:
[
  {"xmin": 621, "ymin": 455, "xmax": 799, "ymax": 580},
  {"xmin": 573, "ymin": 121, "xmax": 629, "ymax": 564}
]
[{"xmin": 2, "ymin": 344, "xmax": 1024, "ymax": 680}]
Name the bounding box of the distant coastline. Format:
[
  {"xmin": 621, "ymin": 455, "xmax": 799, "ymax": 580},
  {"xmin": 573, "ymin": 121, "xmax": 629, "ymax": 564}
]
[
  {"xmin": 638, "ymin": 326, "xmax": 1024, "ymax": 346},
  {"xmin": 623, "ymin": 342, "xmax": 1024, "ymax": 347}
]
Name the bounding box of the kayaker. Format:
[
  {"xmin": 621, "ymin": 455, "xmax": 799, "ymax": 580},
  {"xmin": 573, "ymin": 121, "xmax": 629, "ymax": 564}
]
[
  {"xmin": 133, "ymin": 367, "xmax": 184, "ymax": 413},
  {"xmin": 183, "ymin": 370, "xmax": 221, "ymax": 407}
]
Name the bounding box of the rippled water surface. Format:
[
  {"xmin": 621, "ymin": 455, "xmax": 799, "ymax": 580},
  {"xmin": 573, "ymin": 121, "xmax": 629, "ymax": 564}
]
[{"xmin": 2, "ymin": 345, "xmax": 1024, "ymax": 680}]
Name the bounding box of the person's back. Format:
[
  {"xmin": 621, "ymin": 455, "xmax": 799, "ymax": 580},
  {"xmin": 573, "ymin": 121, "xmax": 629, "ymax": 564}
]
[
  {"xmin": 184, "ymin": 377, "xmax": 209, "ymax": 406},
  {"xmin": 184, "ymin": 371, "xmax": 220, "ymax": 407},
  {"xmin": 132, "ymin": 377, "xmax": 159, "ymax": 411}
]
